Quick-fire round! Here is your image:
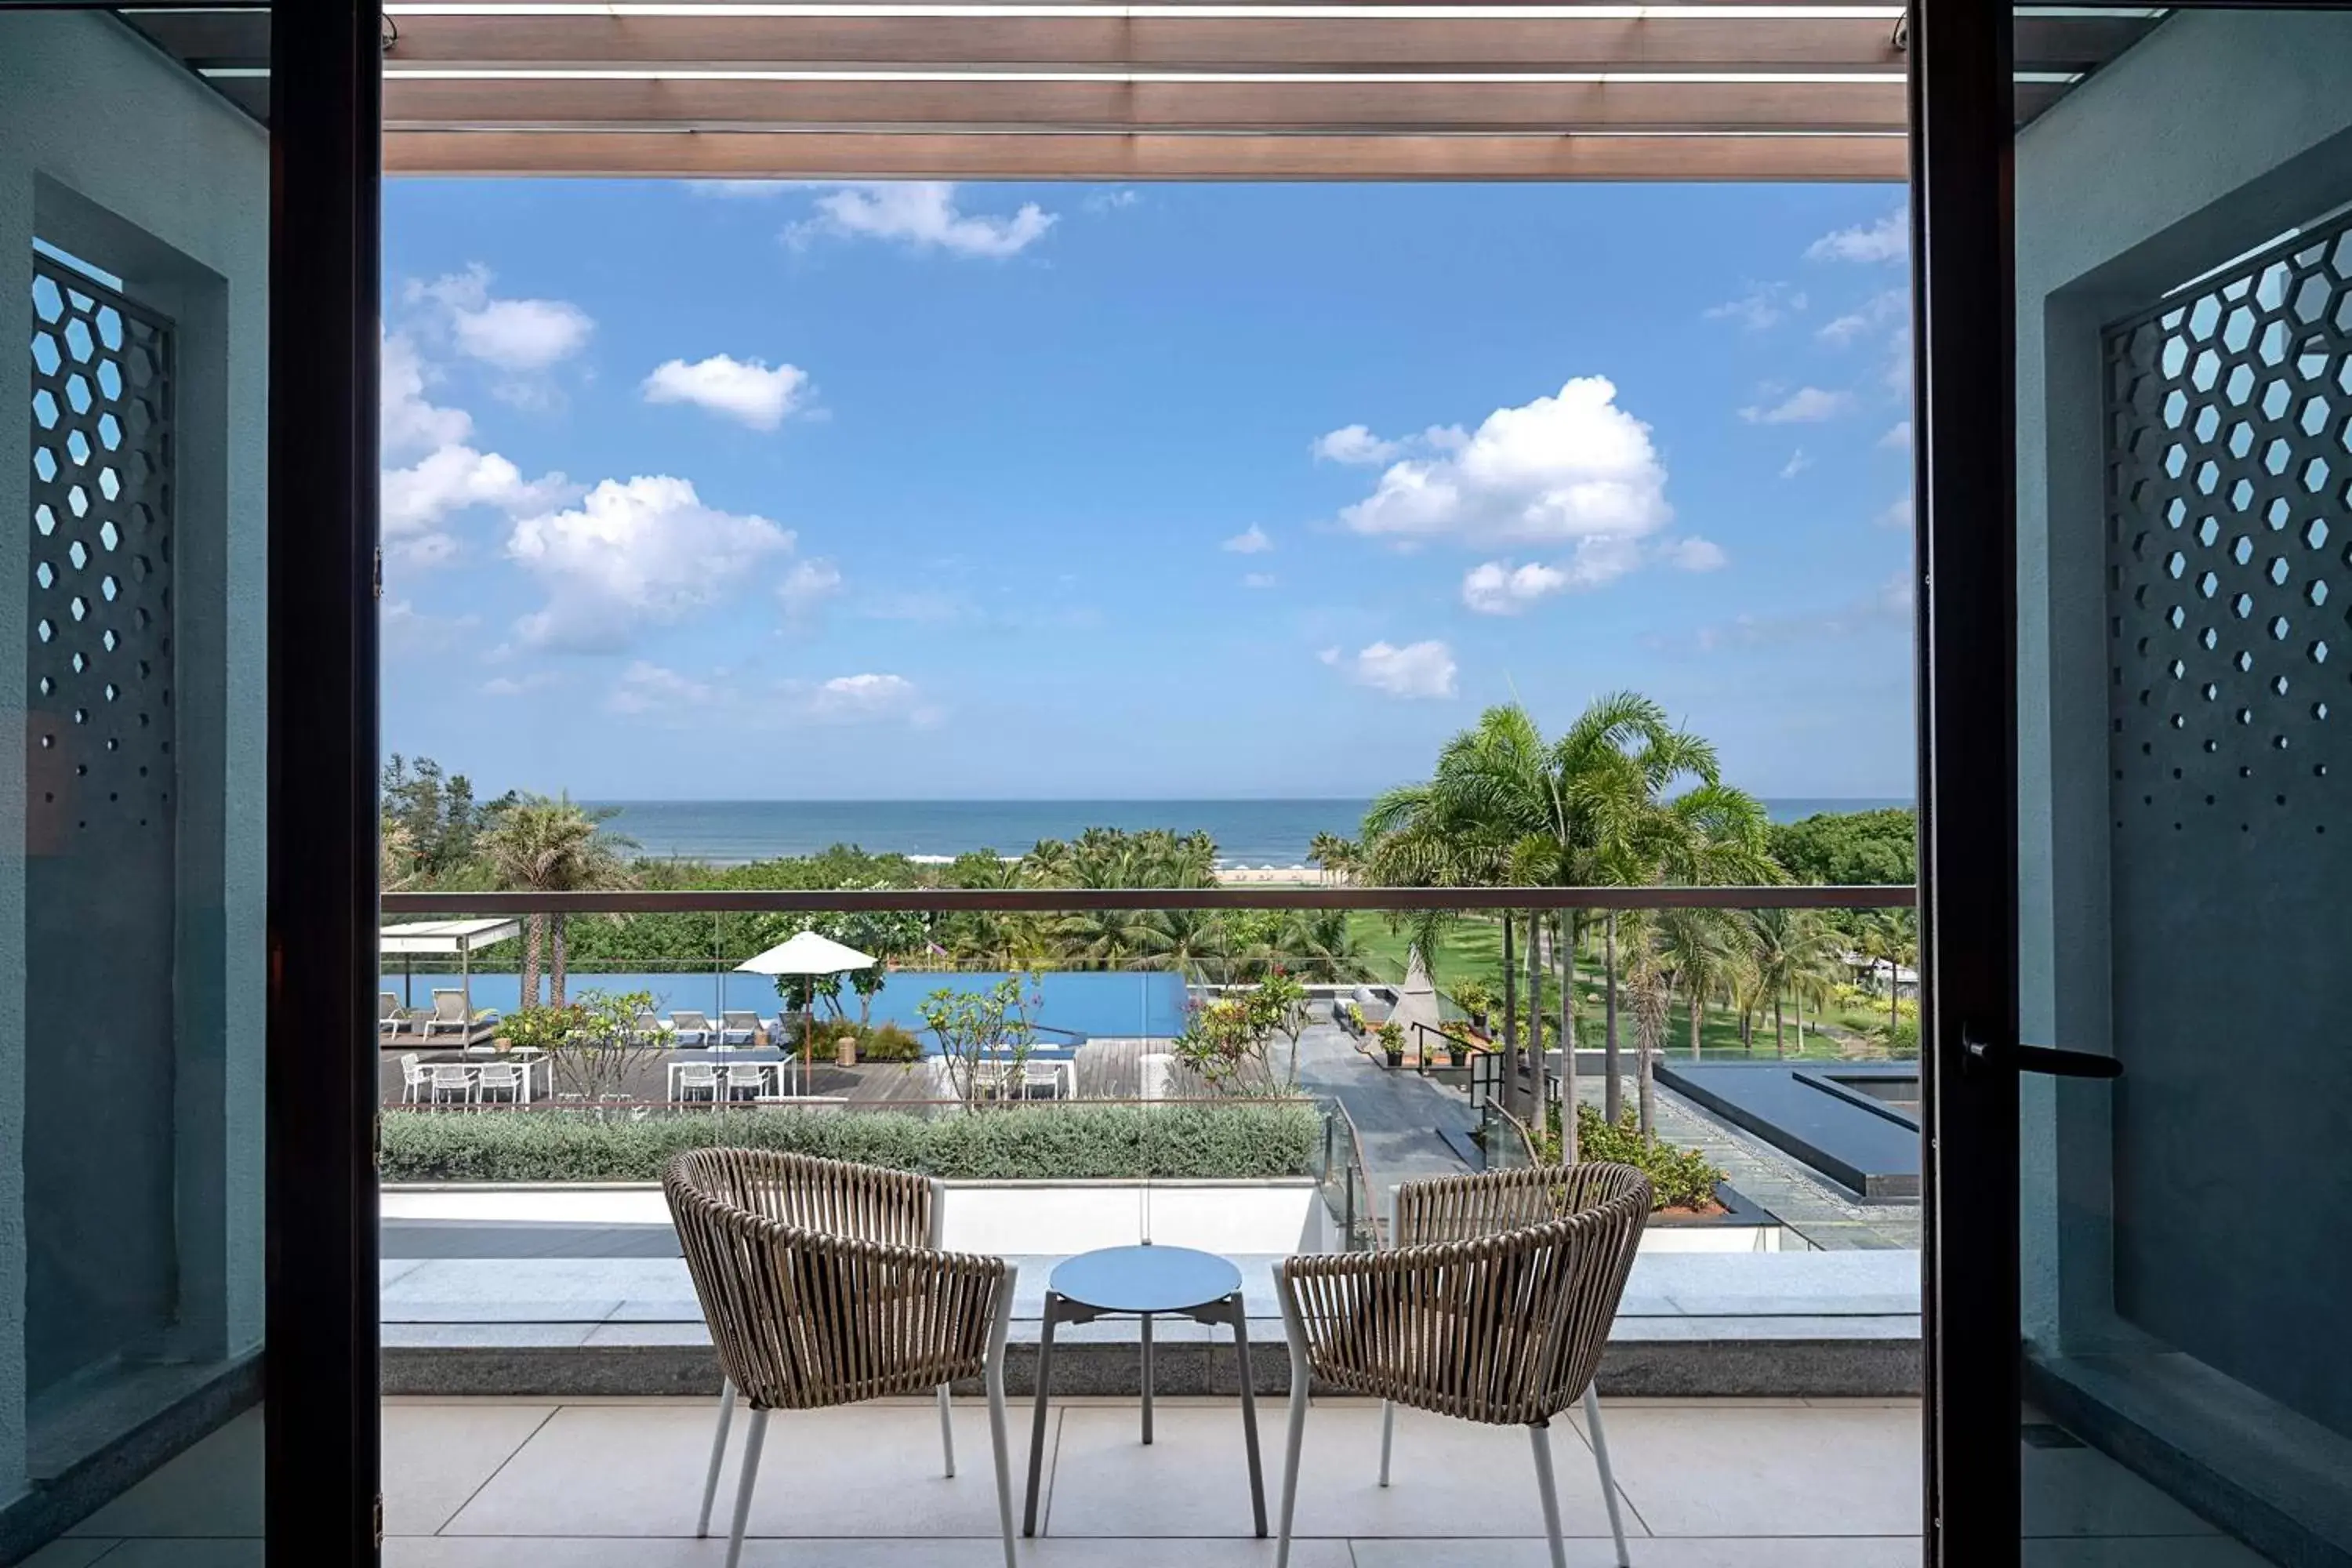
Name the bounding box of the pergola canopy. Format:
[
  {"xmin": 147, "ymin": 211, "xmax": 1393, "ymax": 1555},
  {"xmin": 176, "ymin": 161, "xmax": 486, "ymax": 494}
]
[
  {"xmin": 125, "ymin": 4, "xmax": 2165, "ymax": 183},
  {"xmin": 379, "ymin": 917, "xmax": 523, "ymax": 956}
]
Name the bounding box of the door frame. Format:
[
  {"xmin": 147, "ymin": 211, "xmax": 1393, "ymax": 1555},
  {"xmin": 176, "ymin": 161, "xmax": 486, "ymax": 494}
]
[{"xmin": 265, "ymin": 3, "xmax": 383, "ymax": 1561}]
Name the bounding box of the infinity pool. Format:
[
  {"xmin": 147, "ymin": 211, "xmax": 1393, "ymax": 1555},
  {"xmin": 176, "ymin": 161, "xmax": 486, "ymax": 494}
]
[{"xmin": 378, "ymin": 967, "xmax": 1192, "ymax": 1044}]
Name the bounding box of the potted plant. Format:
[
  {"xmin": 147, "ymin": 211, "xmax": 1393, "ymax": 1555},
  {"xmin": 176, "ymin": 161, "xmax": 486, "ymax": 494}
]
[
  {"xmin": 1441, "ymin": 1023, "xmax": 1472, "ymax": 1067},
  {"xmin": 1377, "ymin": 1019, "xmax": 1405, "ymax": 1069},
  {"xmin": 1452, "ymin": 978, "xmax": 1495, "ymax": 1031},
  {"xmin": 1343, "ymin": 1000, "xmax": 1367, "ymax": 1036}
]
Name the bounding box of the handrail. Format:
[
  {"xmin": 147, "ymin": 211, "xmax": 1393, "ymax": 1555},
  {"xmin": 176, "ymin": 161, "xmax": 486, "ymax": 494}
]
[{"xmin": 381, "ymin": 884, "xmax": 1915, "ymax": 916}]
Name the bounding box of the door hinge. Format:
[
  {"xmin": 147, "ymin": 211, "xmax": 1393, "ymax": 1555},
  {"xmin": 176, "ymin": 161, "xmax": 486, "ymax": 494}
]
[
  {"xmin": 372, "ymin": 1492, "xmax": 384, "ymax": 1548},
  {"xmin": 372, "ymin": 546, "xmax": 383, "ymax": 601}
]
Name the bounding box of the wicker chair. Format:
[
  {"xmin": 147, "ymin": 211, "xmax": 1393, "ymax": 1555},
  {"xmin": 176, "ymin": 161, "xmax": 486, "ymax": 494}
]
[
  {"xmin": 665, "ymin": 1149, "xmax": 1018, "ymax": 1568},
  {"xmin": 1272, "ymin": 1163, "xmax": 1652, "ymax": 1568}
]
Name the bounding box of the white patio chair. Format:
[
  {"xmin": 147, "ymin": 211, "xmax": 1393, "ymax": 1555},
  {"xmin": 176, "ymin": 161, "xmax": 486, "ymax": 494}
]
[
  {"xmin": 475, "ymin": 1062, "xmax": 525, "ymax": 1105},
  {"xmin": 720, "ymin": 1011, "xmax": 761, "ymax": 1047},
  {"xmin": 424, "ymin": 989, "xmax": 475, "ymax": 1039},
  {"xmin": 722, "ymin": 1063, "xmax": 772, "ymax": 1105},
  {"xmin": 676, "ymin": 1063, "xmax": 721, "ymax": 1106},
  {"xmin": 426, "ymin": 1064, "xmax": 477, "ymax": 1107},
  {"xmin": 1021, "ymin": 1060, "xmax": 1065, "ymax": 1101},
  {"xmin": 398, "ymin": 1053, "xmax": 429, "ymax": 1104}
]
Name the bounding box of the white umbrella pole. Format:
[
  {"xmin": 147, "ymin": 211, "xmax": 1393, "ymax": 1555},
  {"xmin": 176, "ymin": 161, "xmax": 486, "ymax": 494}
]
[{"xmin": 462, "ymin": 938, "xmax": 473, "ymax": 1032}]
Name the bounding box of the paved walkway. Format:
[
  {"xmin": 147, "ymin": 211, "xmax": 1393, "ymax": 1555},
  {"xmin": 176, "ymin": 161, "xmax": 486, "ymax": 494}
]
[{"xmin": 1291, "ymin": 1020, "xmax": 1478, "ymax": 1218}]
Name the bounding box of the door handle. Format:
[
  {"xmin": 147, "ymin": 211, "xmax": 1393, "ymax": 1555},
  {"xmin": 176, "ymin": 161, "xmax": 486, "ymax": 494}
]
[{"xmin": 1964, "ymin": 1031, "xmax": 2122, "ymax": 1080}]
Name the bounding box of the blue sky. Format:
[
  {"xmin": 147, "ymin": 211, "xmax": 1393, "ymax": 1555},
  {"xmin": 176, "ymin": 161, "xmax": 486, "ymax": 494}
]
[{"xmin": 381, "ymin": 180, "xmax": 1916, "ymax": 802}]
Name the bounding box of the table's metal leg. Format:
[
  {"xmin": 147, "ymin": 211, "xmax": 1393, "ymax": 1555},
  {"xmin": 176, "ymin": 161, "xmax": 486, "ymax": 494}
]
[
  {"xmin": 1141, "ymin": 1312, "xmax": 1154, "ymax": 1445},
  {"xmin": 1229, "ymin": 1294, "xmax": 1266, "ymax": 1537},
  {"xmin": 1023, "ymin": 1294, "xmax": 1060, "ymax": 1537}
]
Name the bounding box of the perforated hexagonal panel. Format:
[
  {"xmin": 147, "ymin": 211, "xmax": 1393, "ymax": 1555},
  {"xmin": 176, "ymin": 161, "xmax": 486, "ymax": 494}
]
[
  {"xmin": 2107, "ymin": 223, "xmax": 2346, "ymax": 834},
  {"xmin": 27, "ymin": 259, "xmax": 173, "ymax": 842},
  {"xmin": 23, "ymin": 255, "xmax": 179, "ymax": 1394}
]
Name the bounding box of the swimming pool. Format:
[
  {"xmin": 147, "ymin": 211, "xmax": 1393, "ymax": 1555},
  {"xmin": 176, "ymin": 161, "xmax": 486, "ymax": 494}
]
[{"xmin": 378, "ymin": 967, "xmax": 1192, "ymax": 1044}]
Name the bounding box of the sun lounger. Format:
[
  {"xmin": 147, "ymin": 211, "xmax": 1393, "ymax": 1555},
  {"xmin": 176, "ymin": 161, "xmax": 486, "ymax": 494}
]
[
  {"xmin": 720, "ymin": 1010, "xmax": 761, "ymax": 1047},
  {"xmin": 669, "ymin": 1011, "xmax": 714, "ymax": 1047}
]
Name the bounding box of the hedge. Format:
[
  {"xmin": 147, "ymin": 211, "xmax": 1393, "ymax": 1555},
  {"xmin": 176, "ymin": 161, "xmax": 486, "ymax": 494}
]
[{"xmin": 381, "ymin": 1101, "xmax": 1325, "ymax": 1185}]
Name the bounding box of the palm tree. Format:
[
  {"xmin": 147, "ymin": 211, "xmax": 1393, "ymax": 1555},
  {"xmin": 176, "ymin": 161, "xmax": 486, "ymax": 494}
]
[
  {"xmin": 1361, "ymin": 695, "xmax": 1722, "ymax": 1138},
  {"xmin": 477, "ymin": 793, "xmax": 637, "ymax": 1007},
  {"xmin": 1623, "ymin": 920, "xmax": 1674, "ymax": 1136},
  {"xmin": 1653, "ymin": 906, "xmax": 1733, "ymax": 1061},
  {"xmin": 1858, "ymin": 908, "xmax": 1917, "ymax": 1032},
  {"xmin": 1306, "ymin": 832, "xmax": 1359, "ymax": 882},
  {"xmin": 1746, "ymin": 907, "xmax": 1842, "ymax": 1058}
]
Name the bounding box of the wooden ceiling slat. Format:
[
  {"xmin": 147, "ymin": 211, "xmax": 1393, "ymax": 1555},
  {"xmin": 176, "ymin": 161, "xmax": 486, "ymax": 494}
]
[
  {"xmin": 383, "ymin": 75, "xmax": 1905, "ymax": 134},
  {"xmin": 382, "ymin": 13, "xmax": 1904, "ymax": 72},
  {"xmin": 384, "ymin": 127, "xmax": 1905, "ymax": 181}
]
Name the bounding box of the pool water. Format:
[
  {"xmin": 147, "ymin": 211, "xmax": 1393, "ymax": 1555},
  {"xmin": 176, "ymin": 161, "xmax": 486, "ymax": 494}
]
[{"xmin": 378, "ymin": 967, "xmax": 1192, "ymax": 1045}]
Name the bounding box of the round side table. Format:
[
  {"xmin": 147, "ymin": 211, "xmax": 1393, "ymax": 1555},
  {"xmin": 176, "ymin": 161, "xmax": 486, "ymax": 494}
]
[{"xmin": 1021, "ymin": 1243, "xmax": 1265, "ymax": 1538}]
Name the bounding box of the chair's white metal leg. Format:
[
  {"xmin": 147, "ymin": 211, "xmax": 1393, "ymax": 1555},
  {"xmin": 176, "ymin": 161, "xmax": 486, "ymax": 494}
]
[
  {"xmin": 938, "ymin": 1383, "xmax": 957, "ymax": 1478},
  {"xmin": 696, "ymin": 1377, "xmax": 735, "ymax": 1537},
  {"xmin": 724, "ymin": 1407, "xmax": 768, "ymax": 1568},
  {"xmin": 1275, "ymin": 1285, "xmax": 1312, "ymax": 1568},
  {"xmin": 1528, "ymin": 1421, "xmax": 1569, "ymax": 1568},
  {"xmin": 987, "ymin": 1268, "xmax": 1019, "ymax": 1568},
  {"xmin": 1584, "ymin": 1385, "xmax": 1632, "ymax": 1566},
  {"xmin": 1378, "ymin": 1399, "xmax": 1396, "ymax": 1487}
]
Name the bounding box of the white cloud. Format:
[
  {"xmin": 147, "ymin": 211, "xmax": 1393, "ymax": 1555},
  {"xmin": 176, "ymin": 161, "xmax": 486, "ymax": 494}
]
[
  {"xmin": 1337, "ymin": 640, "xmax": 1457, "ymax": 699},
  {"xmin": 779, "ymin": 558, "xmax": 844, "ymax": 619},
  {"xmin": 1740, "ymin": 387, "xmax": 1856, "ymax": 425},
  {"xmin": 1685, "ymin": 572, "xmax": 1912, "ymax": 653},
  {"xmin": 1241, "ymin": 572, "xmax": 1278, "ymax": 590},
  {"xmin": 1223, "ymin": 524, "xmax": 1274, "ymax": 554},
  {"xmin": 411, "ymin": 264, "xmax": 593, "ymax": 371},
  {"xmin": 1877, "ymin": 495, "xmax": 1915, "ymax": 532},
  {"xmin": 506, "ymin": 475, "xmax": 795, "ymax": 650},
  {"xmin": 793, "ymin": 182, "xmax": 1055, "ymax": 259},
  {"xmin": 1880, "ymin": 419, "xmax": 1914, "ymax": 449},
  {"xmin": 1461, "ymin": 561, "xmax": 1570, "ymax": 615},
  {"xmin": 608, "ymin": 661, "xmax": 720, "ymax": 715},
  {"xmin": 1667, "ymin": 536, "xmax": 1729, "ymax": 572},
  {"xmin": 481, "ymin": 672, "xmax": 559, "ymax": 699},
  {"xmin": 381, "ymin": 599, "xmax": 481, "ymax": 654},
  {"xmin": 1312, "ymin": 424, "xmax": 1405, "ymax": 465},
  {"xmin": 383, "ymin": 445, "xmax": 570, "ymax": 538},
  {"xmin": 1336, "ymin": 376, "xmax": 1671, "ymax": 549},
  {"xmin": 1085, "ymin": 188, "xmax": 1141, "ymax": 212},
  {"xmin": 1706, "ymin": 281, "xmax": 1806, "ymax": 331},
  {"xmin": 641, "ymin": 354, "xmax": 811, "ymax": 430},
  {"xmin": 1818, "ymin": 289, "xmax": 1907, "ymax": 347},
  {"xmin": 808, "ymin": 672, "xmax": 922, "ymax": 720},
  {"xmin": 1807, "ymin": 210, "xmax": 1908, "ymax": 264},
  {"xmin": 1780, "ymin": 449, "xmax": 1813, "ymax": 480},
  {"xmin": 381, "ymin": 332, "xmax": 472, "ymax": 456}
]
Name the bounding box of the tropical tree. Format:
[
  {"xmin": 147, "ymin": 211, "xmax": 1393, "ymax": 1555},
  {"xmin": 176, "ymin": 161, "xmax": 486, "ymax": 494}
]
[
  {"xmin": 476, "ymin": 793, "xmax": 637, "ymax": 1007},
  {"xmin": 1624, "ymin": 923, "xmax": 1675, "ymax": 1136},
  {"xmin": 1745, "ymin": 906, "xmax": 1843, "ymax": 1058},
  {"xmin": 1858, "ymin": 907, "xmax": 1918, "ymax": 1031},
  {"xmin": 1653, "ymin": 906, "xmax": 1734, "ymax": 1061},
  {"xmin": 1359, "ymin": 693, "xmax": 1729, "ymax": 1142},
  {"xmin": 1306, "ymin": 833, "xmax": 1360, "ymax": 881}
]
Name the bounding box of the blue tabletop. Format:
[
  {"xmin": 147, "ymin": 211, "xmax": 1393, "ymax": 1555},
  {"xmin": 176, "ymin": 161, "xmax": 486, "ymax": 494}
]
[{"xmin": 1047, "ymin": 1245, "xmax": 1242, "ymax": 1314}]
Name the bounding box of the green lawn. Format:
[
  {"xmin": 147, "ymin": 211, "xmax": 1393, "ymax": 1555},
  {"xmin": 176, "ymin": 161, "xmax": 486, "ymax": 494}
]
[{"xmin": 1345, "ymin": 912, "xmax": 1890, "ymax": 1063}]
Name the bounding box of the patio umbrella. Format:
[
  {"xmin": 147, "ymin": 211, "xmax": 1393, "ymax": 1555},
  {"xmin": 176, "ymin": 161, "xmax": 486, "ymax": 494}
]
[{"xmin": 736, "ymin": 931, "xmax": 877, "ymax": 1090}]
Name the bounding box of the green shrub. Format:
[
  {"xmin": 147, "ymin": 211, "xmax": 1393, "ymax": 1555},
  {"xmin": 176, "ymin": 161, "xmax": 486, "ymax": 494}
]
[
  {"xmin": 858, "ymin": 1022, "xmax": 924, "ymax": 1062},
  {"xmin": 1549, "ymin": 1104, "xmax": 1724, "ymax": 1212},
  {"xmin": 381, "ymin": 1102, "xmax": 1323, "ymax": 1185}
]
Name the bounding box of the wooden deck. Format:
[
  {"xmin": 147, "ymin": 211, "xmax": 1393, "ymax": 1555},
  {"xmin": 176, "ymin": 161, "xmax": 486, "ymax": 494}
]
[{"xmin": 377, "ymin": 1035, "xmax": 1202, "ymax": 1109}]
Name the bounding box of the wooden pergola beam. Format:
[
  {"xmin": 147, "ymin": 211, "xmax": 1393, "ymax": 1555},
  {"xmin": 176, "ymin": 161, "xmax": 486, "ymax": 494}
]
[
  {"xmin": 383, "ymin": 74, "xmax": 1907, "ymax": 134},
  {"xmin": 379, "ymin": 12, "xmax": 1907, "ymax": 72},
  {"xmin": 384, "ymin": 127, "xmax": 1906, "ymax": 181}
]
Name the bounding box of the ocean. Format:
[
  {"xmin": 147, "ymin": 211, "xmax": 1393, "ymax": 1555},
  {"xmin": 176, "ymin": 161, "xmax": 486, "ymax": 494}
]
[{"xmin": 586, "ymin": 797, "xmax": 1912, "ymax": 869}]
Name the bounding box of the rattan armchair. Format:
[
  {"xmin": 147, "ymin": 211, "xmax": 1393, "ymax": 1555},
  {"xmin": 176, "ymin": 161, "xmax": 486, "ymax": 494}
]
[
  {"xmin": 665, "ymin": 1149, "xmax": 1018, "ymax": 1568},
  {"xmin": 1272, "ymin": 1162, "xmax": 1652, "ymax": 1568}
]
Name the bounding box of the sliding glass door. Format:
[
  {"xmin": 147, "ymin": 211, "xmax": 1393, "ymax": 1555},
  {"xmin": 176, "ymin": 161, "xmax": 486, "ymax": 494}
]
[
  {"xmin": 0, "ymin": 3, "xmax": 380, "ymax": 1561},
  {"xmin": 1918, "ymin": 4, "xmax": 2352, "ymax": 1563}
]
